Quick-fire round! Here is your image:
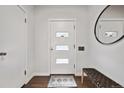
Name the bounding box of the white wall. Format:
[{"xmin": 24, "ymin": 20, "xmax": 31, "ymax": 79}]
[
  {"xmin": 101, "ymin": 5, "xmax": 124, "ymax": 19},
  {"xmin": 89, "ymin": 5, "xmax": 124, "ymax": 86},
  {"xmin": 34, "ymin": 6, "xmax": 89, "ymax": 76}
]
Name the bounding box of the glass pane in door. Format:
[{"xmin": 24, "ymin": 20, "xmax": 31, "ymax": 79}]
[{"xmin": 56, "ymin": 45, "xmax": 69, "ymax": 50}]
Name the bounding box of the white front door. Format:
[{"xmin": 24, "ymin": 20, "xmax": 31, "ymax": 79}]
[{"xmin": 50, "ymin": 19, "xmax": 76, "ymax": 74}]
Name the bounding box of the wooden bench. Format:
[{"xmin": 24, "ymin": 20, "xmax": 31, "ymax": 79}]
[{"xmin": 81, "ymin": 68, "xmax": 123, "ymax": 88}]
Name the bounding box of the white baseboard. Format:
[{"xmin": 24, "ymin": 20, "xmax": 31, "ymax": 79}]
[
  {"xmin": 33, "ymin": 72, "xmax": 50, "ymax": 76},
  {"xmin": 25, "ymin": 73, "xmax": 35, "ymax": 84}
]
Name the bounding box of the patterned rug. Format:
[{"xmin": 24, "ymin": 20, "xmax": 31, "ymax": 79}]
[{"xmin": 48, "ymin": 75, "xmax": 77, "ymax": 88}]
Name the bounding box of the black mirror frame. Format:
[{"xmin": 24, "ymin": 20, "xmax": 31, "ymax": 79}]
[{"xmin": 94, "ymin": 5, "xmax": 124, "ymax": 45}]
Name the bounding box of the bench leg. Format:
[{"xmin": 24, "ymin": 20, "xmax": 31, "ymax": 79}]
[{"xmin": 81, "ymin": 71, "xmax": 84, "ymax": 84}]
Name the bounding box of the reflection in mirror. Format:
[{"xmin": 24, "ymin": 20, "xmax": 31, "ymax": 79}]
[
  {"xmin": 56, "ymin": 32, "xmax": 69, "ymax": 37},
  {"xmin": 95, "ymin": 5, "xmax": 124, "ymax": 45}
]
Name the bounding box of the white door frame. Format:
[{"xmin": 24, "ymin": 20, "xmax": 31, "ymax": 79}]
[
  {"xmin": 17, "ymin": 5, "xmax": 28, "ymax": 85},
  {"xmin": 48, "ymin": 19, "xmax": 76, "ymax": 75}
]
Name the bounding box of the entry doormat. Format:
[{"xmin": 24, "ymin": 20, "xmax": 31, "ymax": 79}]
[{"xmin": 48, "ymin": 75, "xmax": 77, "ymax": 88}]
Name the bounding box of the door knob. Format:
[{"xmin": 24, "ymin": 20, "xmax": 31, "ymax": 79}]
[{"xmin": 50, "ymin": 48, "xmax": 54, "ymax": 50}]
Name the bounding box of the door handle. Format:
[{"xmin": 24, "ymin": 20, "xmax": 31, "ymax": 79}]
[
  {"xmin": 0, "ymin": 52, "xmax": 7, "ymax": 56},
  {"xmin": 50, "ymin": 48, "xmax": 54, "ymax": 51}
]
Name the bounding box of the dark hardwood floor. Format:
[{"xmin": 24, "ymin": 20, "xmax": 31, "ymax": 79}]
[{"xmin": 23, "ymin": 76, "xmax": 84, "ymax": 88}]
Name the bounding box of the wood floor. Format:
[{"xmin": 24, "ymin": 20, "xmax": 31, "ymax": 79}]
[{"xmin": 23, "ymin": 76, "xmax": 84, "ymax": 88}]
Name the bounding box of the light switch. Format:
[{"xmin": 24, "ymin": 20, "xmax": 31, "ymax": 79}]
[{"xmin": 78, "ymin": 46, "xmax": 85, "ymax": 51}]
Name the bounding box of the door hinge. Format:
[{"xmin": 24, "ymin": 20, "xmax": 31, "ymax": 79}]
[
  {"xmin": 74, "ymin": 64, "xmax": 75, "ymax": 69},
  {"xmin": 24, "ymin": 70, "xmax": 26, "ymax": 76},
  {"xmin": 74, "ymin": 25, "xmax": 75, "ymax": 30},
  {"xmin": 74, "ymin": 44, "xmax": 75, "ymax": 49},
  {"xmin": 24, "ymin": 18, "xmax": 27, "ymax": 23}
]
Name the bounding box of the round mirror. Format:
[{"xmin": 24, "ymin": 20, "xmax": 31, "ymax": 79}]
[{"xmin": 95, "ymin": 5, "xmax": 124, "ymax": 45}]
